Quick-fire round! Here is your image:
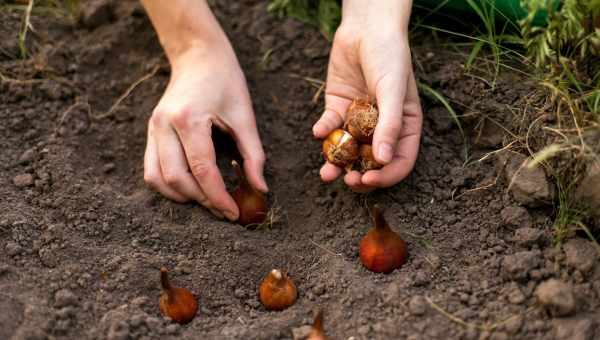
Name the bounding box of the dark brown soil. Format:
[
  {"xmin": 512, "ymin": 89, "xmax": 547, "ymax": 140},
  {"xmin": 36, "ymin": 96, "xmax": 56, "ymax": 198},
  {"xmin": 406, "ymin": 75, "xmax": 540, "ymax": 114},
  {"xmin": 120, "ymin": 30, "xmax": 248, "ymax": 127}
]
[{"xmin": 1, "ymin": 1, "xmax": 599, "ymax": 340}]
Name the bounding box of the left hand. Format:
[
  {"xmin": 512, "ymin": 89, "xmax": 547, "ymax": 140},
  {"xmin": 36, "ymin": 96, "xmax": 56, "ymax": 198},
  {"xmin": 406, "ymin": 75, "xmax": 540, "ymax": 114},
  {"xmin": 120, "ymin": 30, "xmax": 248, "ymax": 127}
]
[{"xmin": 312, "ymin": 0, "xmax": 423, "ymax": 193}]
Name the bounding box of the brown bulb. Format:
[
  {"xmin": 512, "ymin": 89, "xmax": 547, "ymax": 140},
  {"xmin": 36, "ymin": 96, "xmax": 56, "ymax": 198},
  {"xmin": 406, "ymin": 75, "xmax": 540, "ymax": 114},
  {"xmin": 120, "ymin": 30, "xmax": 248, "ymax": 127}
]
[
  {"xmin": 358, "ymin": 144, "xmax": 382, "ymax": 172},
  {"xmin": 359, "ymin": 206, "xmax": 408, "ymax": 273},
  {"xmin": 259, "ymin": 269, "xmax": 297, "ymax": 311},
  {"xmin": 307, "ymin": 310, "xmax": 328, "ymax": 340},
  {"xmin": 159, "ymin": 267, "xmax": 198, "ymax": 324},
  {"xmin": 231, "ymin": 160, "xmax": 267, "ymax": 226},
  {"xmin": 345, "ymin": 99, "xmax": 378, "ymax": 143},
  {"xmin": 322, "ymin": 129, "xmax": 359, "ymax": 167}
]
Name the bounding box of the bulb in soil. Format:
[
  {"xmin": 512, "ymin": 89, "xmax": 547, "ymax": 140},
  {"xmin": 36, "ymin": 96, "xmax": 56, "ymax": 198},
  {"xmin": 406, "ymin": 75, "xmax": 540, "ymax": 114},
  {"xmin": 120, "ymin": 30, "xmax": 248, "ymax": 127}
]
[
  {"xmin": 345, "ymin": 99, "xmax": 378, "ymax": 143},
  {"xmin": 159, "ymin": 267, "xmax": 198, "ymax": 324},
  {"xmin": 358, "ymin": 144, "xmax": 382, "ymax": 172},
  {"xmin": 359, "ymin": 206, "xmax": 408, "ymax": 274},
  {"xmin": 307, "ymin": 310, "xmax": 328, "ymax": 340},
  {"xmin": 259, "ymin": 269, "xmax": 297, "ymax": 311},
  {"xmin": 322, "ymin": 129, "xmax": 359, "ymax": 167},
  {"xmin": 231, "ymin": 160, "xmax": 267, "ymax": 226}
]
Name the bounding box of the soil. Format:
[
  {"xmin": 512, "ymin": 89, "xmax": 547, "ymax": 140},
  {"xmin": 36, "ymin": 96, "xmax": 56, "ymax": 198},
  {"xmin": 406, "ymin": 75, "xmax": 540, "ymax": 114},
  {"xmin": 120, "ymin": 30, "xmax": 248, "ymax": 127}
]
[{"xmin": 1, "ymin": 1, "xmax": 600, "ymax": 340}]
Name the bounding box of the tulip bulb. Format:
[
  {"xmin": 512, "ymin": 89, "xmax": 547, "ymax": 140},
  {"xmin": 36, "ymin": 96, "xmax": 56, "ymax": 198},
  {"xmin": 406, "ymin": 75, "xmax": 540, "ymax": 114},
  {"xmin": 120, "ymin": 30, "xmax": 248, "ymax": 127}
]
[
  {"xmin": 322, "ymin": 129, "xmax": 359, "ymax": 167},
  {"xmin": 346, "ymin": 99, "xmax": 378, "ymax": 143},
  {"xmin": 259, "ymin": 269, "xmax": 297, "ymax": 311},
  {"xmin": 231, "ymin": 160, "xmax": 267, "ymax": 226},
  {"xmin": 159, "ymin": 267, "xmax": 198, "ymax": 324},
  {"xmin": 359, "ymin": 206, "xmax": 408, "ymax": 273},
  {"xmin": 307, "ymin": 310, "xmax": 328, "ymax": 340},
  {"xmin": 358, "ymin": 144, "xmax": 382, "ymax": 172}
]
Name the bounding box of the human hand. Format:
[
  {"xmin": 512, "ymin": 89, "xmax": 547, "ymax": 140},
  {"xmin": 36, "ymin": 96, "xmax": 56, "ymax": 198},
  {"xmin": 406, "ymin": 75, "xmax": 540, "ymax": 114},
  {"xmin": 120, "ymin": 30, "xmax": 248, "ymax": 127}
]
[
  {"xmin": 312, "ymin": 0, "xmax": 423, "ymax": 193},
  {"xmin": 144, "ymin": 44, "xmax": 267, "ymax": 221}
]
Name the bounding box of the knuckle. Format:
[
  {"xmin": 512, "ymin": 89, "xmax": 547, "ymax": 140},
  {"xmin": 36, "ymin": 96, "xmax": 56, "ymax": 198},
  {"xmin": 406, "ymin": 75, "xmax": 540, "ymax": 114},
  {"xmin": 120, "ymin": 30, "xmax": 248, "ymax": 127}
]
[
  {"xmin": 162, "ymin": 171, "xmax": 182, "ymax": 186},
  {"xmin": 189, "ymin": 159, "xmax": 212, "ymax": 180},
  {"xmin": 169, "ymin": 106, "xmax": 194, "ymax": 129},
  {"xmin": 333, "ymin": 26, "xmax": 358, "ymax": 49},
  {"xmin": 144, "ymin": 172, "xmax": 159, "ymax": 187}
]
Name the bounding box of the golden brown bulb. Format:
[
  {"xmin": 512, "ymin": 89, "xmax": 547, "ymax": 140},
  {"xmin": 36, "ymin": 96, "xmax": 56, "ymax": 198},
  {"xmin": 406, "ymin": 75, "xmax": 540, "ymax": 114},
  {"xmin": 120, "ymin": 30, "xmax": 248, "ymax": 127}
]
[
  {"xmin": 259, "ymin": 269, "xmax": 297, "ymax": 311},
  {"xmin": 358, "ymin": 144, "xmax": 382, "ymax": 172},
  {"xmin": 322, "ymin": 129, "xmax": 359, "ymax": 167},
  {"xmin": 159, "ymin": 267, "xmax": 198, "ymax": 324},
  {"xmin": 359, "ymin": 206, "xmax": 408, "ymax": 273},
  {"xmin": 307, "ymin": 310, "xmax": 328, "ymax": 340},
  {"xmin": 231, "ymin": 160, "xmax": 267, "ymax": 226},
  {"xmin": 345, "ymin": 99, "xmax": 379, "ymax": 143}
]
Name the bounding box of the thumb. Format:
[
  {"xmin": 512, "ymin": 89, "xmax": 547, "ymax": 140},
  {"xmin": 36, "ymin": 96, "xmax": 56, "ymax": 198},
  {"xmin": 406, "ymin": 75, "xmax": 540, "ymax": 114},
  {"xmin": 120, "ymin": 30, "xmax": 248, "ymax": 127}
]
[
  {"xmin": 372, "ymin": 73, "xmax": 408, "ymax": 164},
  {"xmin": 232, "ymin": 117, "xmax": 268, "ymax": 193}
]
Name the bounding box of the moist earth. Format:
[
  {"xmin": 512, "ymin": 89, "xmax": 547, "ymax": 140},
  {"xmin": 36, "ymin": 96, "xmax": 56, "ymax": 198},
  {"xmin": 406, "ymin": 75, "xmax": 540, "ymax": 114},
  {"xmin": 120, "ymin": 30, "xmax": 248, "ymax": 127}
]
[{"xmin": 1, "ymin": 1, "xmax": 599, "ymax": 340}]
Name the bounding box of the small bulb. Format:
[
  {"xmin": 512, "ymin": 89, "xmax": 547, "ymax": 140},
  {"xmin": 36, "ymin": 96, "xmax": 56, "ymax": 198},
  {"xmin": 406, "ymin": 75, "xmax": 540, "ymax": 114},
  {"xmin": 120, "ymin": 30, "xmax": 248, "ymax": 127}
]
[
  {"xmin": 259, "ymin": 269, "xmax": 297, "ymax": 311},
  {"xmin": 359, "ymin": 206, "xmax": 408, "ymax": 273},
  {"xmin": 345, "ymin": 99, "xmax": 378, "ymax": 143},
  {"xmin": 159, "ymin": 267, "xmax": 198, "ymax": 324},
  {"xmin": 231, "ymin": 160, "xmax": 268, "ymax": 226},
  {"xmin": 307, "ymin": 310, "xmax": 328, "ymax": 340},
  {"xmin": 322, "ymin": 129, "xmax": 359, "ymax": 167},
  {"xmin": 358, "ymin": 144, "xmax": 382, "ymax": 172}
]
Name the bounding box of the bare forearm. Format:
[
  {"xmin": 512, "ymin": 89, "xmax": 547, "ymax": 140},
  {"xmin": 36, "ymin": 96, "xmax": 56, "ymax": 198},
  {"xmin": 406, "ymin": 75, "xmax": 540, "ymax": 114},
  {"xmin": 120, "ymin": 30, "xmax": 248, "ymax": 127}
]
[
  {"xmin": 140, "ymin": 0, "xmax": 229, "ymax": 62},
  {"xmin": 341, "ymin": 0, "xmax": 412, "ymax": 30}
]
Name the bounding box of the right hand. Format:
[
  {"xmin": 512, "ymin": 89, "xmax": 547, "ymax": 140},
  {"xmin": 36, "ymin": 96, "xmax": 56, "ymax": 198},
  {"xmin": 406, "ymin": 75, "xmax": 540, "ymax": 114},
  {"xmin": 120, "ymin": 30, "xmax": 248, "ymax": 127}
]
[{"xmin": 144, "ymin": 43, "xmax": 267, "ymax": 221}]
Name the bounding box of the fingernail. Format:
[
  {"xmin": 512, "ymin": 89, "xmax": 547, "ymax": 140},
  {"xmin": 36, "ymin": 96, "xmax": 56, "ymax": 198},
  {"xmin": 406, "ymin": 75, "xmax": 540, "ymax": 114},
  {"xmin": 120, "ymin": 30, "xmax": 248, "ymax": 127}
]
[
  {"xmin": 224, "ymin": 210, "xmax": 238, "ymax": 222},
  {"xmin": 378, "ymin": 143, "xmax": 393, "ymax": 163}
]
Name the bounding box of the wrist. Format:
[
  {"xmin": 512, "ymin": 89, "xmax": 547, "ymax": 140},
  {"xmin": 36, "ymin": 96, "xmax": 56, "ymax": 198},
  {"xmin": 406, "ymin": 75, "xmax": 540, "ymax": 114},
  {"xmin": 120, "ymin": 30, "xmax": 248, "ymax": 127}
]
[{"xmin": 341, "ymin": 0, "xmax": 412, "ymax": 32}]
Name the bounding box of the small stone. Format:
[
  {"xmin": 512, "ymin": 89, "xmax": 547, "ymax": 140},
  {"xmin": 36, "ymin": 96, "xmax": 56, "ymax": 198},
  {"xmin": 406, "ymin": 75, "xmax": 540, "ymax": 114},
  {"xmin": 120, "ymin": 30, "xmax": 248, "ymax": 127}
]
[
  {"xmin": 553, "ymin": 316, "xmax": 595, "ymax": 340},
  {"xmin": 501, "ymin": 206, "xmax": 532, "ymax": 228},
  {"xmin": 501, "ymin": 250, "xmax": 541, "ymax": 280},
  {"xmin": 107, "ymin": 320, "xmax": 129, "ymax": 340},
  {"xmin": 13, "ymin": 173, "xmax": 34, "ymax": 187},
  {"xmin": 514, "ymin": 227, "xmax": 543, "ymax": 247},
  {"xmin": 507, "ymin": 284, "xmax": 526, "ymax": 305},
  {"xmin": 291, "ymin": 325, "xmax": 312, "ymax": 340},
  {"xmin": 102, "ymin": 163, "xmax": 116, "ymax": 173},
  {"xmin": 5, "ymin": 242, "xmax": 22, "ymax": 256},
  {"xmin": 503, "ymin": 315, "xmax": 523, "ymax": 334},
  {"xmin": 505, "ymin": 153, "xmax": 553, "ymax": 206},
  {"xmin": 408, "ymin": 296, "xmax": 427, "ymax": 316},
  {"xmin": 54, "ymin": 289, "xmax": 78, "ymax": 308},
  {"xmin": 234, "ymin": 288, "xmax": 245, "ymax": 299},
  {"xmin": 563, "ymin": 238, "xmax": 599, "ymax": 274},
  {"xmin": 535, "ymin": 279, "xmax": 576, "ymax": 317},
  {"xmin": 312, "ymin": 283, "xmax": 326, "ymax": 296},
  {"xmin": 18, "ymin": 147, "xmax": 36, "ymax": 164},
  {"xmin": 165, "ymin": 323, "xmax": 179, "ymax": 334},
  {"xmin": 129, "ymin": 314, "xmax": 145, "ymax": 328},
  {"xmin": 574, "ymin": 161, "xmax": 600, "ymax": 219}
]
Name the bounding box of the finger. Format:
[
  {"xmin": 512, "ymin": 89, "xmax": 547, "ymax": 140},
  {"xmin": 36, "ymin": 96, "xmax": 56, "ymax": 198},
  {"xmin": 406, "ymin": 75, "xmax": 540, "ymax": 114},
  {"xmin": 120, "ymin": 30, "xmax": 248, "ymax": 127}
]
[
  {"xmin": 230, "ymin": 115, "xmax": 268, "ymax": 193},
  {"xmin": 143, "ymin": 128, "xmax": 187, "ymax": 203},
  {"xmin": 313, "ymin": 93, "xmax": 353, "ymax": 138},
  {"xmin": 344, "ymin": 171, "xmax": 374, "ymax": 193},
  {"xmin": 319, "ymin": 162, "xmax": 343, "ymax": 182},
  {"xmin": 361, "ymin": 137, "xmax": 419, "ymax": 187},
  {"xmin": 173, "ymin": 113, "xmax": 239, "ymax": 221},
  {"xmin": 363, "ymin": 74, "xmax": 422, "ymax": 187},
  {"xmin": 155, "ymin": 126, "xmax": 224, "ymax": 219},
  {"xmin": 372, "ymin": 72, "xmax": 408, "ymax": 165}
]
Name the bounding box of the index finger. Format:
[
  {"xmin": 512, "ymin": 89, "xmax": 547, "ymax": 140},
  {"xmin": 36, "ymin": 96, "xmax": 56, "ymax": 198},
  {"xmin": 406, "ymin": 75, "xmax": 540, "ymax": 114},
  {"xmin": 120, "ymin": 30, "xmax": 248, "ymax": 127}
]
[{"xmin": 172, "ymin": 113, "xmax": 239, "ymax": 221}]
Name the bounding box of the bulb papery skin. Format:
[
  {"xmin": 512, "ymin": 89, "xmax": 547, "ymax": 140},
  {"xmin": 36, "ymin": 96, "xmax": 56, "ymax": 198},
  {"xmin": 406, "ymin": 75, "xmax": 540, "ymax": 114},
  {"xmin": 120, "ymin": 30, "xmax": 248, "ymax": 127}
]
[
  {"xmin": 359, "ymin": 207, "xmax": 408, "ymax": 274},
  {"xmin": 259, "ymin": 269, "xmax": 297, "ymax": 311},
  {"xmin": 159, "ymin": 267, "xmax": 198, "ymax": 324},
  {"xmin": 232, "ymin": 185, "xmax": 267, "ymax": 226},
  {"xmin": 231, "ymin": 160, "xmax": 268, "ymax": 226},
  {"xmin": 322, "ymin": 129, "xmax": 359, "ymax": 167},
  {"xmin": 346, "ymin": 99, "xmax": 379, "ymax": 143},
  {"xmin": 359, "ymin": 144, "xmax": 382, "ymax": 172}
]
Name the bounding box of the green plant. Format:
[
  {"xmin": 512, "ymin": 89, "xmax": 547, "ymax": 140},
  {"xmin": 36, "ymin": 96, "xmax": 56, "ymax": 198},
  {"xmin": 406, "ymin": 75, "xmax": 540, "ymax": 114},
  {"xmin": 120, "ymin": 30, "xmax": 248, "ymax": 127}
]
[{"xmin": 267, "ymin": 0, "xmax": 341, "ymax": 40}]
